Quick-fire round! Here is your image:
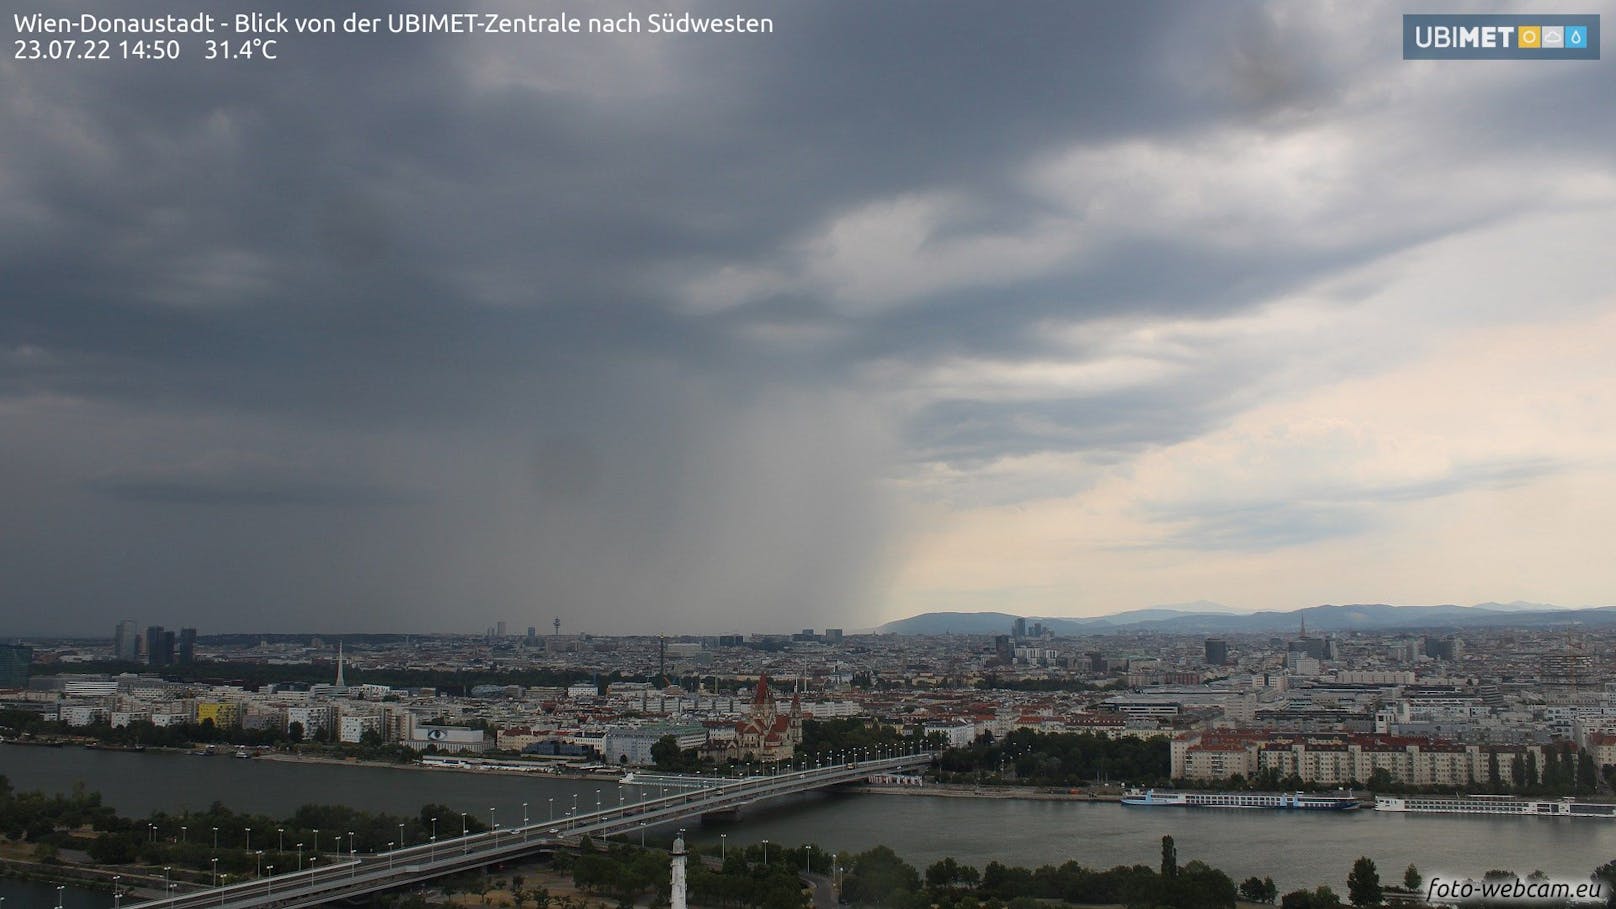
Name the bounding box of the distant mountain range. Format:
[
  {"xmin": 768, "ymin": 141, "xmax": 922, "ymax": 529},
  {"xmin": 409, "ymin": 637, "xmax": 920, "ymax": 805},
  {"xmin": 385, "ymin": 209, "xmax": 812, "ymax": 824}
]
[{"xmin": 878, "ymin": 601, "xmax": 1616, "ymax": 635}]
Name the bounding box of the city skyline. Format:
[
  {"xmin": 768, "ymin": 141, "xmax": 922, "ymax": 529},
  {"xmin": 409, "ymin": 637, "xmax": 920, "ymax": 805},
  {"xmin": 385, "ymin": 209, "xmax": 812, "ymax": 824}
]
[{"xmin": 4, "ymin": 1, "xmax": 1615, "ymax": 635}]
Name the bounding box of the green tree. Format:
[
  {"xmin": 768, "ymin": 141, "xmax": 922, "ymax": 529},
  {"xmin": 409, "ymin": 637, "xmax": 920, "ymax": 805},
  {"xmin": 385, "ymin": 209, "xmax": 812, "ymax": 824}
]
[
  {"xmin": 1402, "ymin": 864, "xmax": 1421, "ymax": 892},
  {"xmin": 1347, "ymin": 857, "xmax": 1381, "ymax": 907},
  {"xmin": 1161, "ymin": 835, "xmax": 1178, "ymax": 879}
]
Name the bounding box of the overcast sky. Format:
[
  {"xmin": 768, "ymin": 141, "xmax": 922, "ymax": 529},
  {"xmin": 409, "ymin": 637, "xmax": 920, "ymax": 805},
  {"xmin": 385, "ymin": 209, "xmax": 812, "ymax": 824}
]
[{"xmin": 3, "ymin": 1, "xmax": 1614, "ymax": 635}]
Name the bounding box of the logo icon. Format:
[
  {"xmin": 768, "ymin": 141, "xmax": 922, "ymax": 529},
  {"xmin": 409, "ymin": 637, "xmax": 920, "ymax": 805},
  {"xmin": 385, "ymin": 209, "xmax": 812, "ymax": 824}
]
[
  {"xmin": 1541, "ymin": 25, "xmax": 1566, "ymax": 47},
  {"xmin": 1518, "ymin": 25, "xmax": 1542, "ymax": 48},
  {"xmin": 1566, "ymin": 24, "xmax": 1589, "ymax": 47}
]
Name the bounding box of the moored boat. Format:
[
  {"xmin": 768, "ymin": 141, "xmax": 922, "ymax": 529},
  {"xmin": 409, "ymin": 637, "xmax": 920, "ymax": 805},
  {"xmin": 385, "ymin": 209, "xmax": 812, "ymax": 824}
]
[{"xmin": 1122, "ymin": 788, "xmax": 1360, "ymax": 810}]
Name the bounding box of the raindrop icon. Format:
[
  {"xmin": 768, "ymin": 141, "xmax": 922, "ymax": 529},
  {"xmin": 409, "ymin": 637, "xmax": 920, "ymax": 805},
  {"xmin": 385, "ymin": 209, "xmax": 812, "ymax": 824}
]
[{"xmin": 1569, "ymin": 30, "xmax": 1583, "ymax": 46}]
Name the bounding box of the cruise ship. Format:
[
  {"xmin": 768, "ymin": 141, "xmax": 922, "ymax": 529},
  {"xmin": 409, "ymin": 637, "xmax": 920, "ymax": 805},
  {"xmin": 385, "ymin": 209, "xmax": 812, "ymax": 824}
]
[
  {"xmin": 1375, "ymin": 795, "xmax": 1616, "ymax": 818},
  {"xmin": 1122, "ymin": 789, "xmax": 1361, "ymax": 810}
]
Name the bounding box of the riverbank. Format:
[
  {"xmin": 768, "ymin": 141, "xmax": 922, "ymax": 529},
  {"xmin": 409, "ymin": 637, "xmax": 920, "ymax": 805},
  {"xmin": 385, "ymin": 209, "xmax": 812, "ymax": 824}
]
[
  {"xmin": 862, "ymin": 782, "xmax": 1125, "ymax": 802},
  {"xmin": 254, "ymin": 750, "xmax": 626, "ymax": 781}
]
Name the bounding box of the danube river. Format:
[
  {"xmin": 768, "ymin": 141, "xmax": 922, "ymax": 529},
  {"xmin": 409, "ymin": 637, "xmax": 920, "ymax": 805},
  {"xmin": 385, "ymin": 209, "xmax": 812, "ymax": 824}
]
[{"xmin": 3, "ymin": 747, "xmax": 1615, "ymax": 903}]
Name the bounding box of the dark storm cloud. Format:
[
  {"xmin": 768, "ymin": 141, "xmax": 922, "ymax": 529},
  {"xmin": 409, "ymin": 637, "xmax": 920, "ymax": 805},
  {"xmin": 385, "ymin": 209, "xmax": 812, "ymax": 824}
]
[{"xmin": 2, "ymin": 0, "xmax": 1606, "ymax": 632}]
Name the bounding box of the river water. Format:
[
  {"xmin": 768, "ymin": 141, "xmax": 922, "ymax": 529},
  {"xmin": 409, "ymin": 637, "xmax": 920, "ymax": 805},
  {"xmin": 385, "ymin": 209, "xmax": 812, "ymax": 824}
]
[{"xmin": 2, "ymin": 746, "xmax": 1614, "ymax": 902}]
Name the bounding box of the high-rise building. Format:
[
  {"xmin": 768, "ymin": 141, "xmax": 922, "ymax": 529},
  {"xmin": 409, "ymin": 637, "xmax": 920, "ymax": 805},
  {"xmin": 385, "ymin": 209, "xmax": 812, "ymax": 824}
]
[
  {"xmin": 145, "ymin": 626, "xmax": 166, "ymax": 666},
  {"xmin": 113, "ymin": 620, "xmax": 139, "ymax": 662},
  {"xmin": 1204, "ymin": 639, "xmax": 1229, "ymax": 666},
  {"xmin": 496, "ymin": 621, "xmax": 507, "ymax": 638},
  {"xmin": 160, "ymin": 630, "xmax": 176, "ymax": 666},
  {"xmin": 1012, "ymin": 617, "xmax": 1027, "ymax": 641},
  {"xmin": 823, "ymin": 628, "xmax": 843, "ymax": 642},
  {"xmin": 178, "ymin": 627, "xmax": 197, "ymax": 664},
  {"xmin": 0, "ymin": 644, "xmax": 33, "ymax": 689}
]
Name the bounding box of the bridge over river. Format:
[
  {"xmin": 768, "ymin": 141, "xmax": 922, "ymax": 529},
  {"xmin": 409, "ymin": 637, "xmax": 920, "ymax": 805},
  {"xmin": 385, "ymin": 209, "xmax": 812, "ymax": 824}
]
[{"xmin": 126, "ymin": 751, "xmax": 935, "ymax": 908}]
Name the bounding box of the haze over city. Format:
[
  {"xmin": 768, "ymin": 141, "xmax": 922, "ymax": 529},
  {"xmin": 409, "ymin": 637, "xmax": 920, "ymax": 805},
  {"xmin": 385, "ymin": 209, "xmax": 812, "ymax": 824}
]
[{"xmin": 4, "ymin": 0, "xmax": 1615, "ymax": 636}]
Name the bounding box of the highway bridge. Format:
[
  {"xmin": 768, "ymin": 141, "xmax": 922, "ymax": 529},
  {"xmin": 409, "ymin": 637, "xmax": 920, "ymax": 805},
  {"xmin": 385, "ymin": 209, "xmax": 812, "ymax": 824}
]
[{"xmin": 126, "ymin": 751, "xmax": 935, "ymax": 908}]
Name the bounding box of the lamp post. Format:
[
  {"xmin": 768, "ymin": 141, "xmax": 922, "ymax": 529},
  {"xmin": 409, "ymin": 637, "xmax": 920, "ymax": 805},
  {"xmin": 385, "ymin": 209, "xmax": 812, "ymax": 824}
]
[
  {"xmin": 181, "ymin": 825, "xmax": 187, "ymax": 844},
  {"xmin": 805, "ymin": 844, "xmax": 813, "ymax": 873},
  {"xmin": 212, "ymin": 826, "xmax": 219, "ymax": 849},
  {"xmin": 113, "ymin": 874, "xmax": 122, "ymax": 908},
  {"xmin": 56, "ymin": 884, "xmax": 65, "ymax": 909},
  {"xmin": 398, "ymin": 823, "xmax": 405, "ymax": 849},
  {"xmin": 431, "ymin": 817, "xmax": 438, "ymax": 842},
  {"xmin": 265, "ymin": 865, "xmax": 273, "ymax": 896},
  {"xmin": 595, "ymin": 789, "xmax": 602, "ymax": 814},
  {"xmin": 638, "ymin": 821, "xmax": 646, "ymax": 846},
  {"xmin": 210, "ymin": 857, "xmax": 218, "ymax": 886},
  {"xmin": 720, "ymin": 833, "xmax": 727, "ymax": 860},
  {"xmin": 244, "ymin": 826, "xmax": 252, "ymax": 852},
  {"xmin": 488, "ymin": 808, "xmax": 496, "ymax": 840},
  {"xmin": 762, "ymin": 839, "xmax": 768, "ymax": 866},
  {"xmin": 297, "ymin": 843, "xmax": 304, "ymax": 871},
  {"xmin": 348, "ymin": 831, "xmax": 357, "ymax": 855},
  {"xmin": 164, "ymin": 866, "xmax": 172, "ymax": 894},
  {"xmin": 313, "ymin": 829, "xmax": 319, "ymax": 856},
  {"xmin": 278, "ymin": 827, "xmax": 284, "ymax": 852},
  {"xmin": 460, "ymin": 813, "xmax": 468, "ymax": 854},
  {"xmin": 254, "ymin": 851, "xmax": 263, "ymax": 877},
  {"xmin": 548, "ymin": 797, "xmax": 554, "ymax": 821},
  {"xmin": 350, "ymin": 844, "xmax": 357, "ymax": 878},
  {"xmin": 387, "ymin": 843, "xmax": 394, "ymax": 870},
  {"xmin": 522, "ymin": 802, "xmax": 529, "ymax": 841}
]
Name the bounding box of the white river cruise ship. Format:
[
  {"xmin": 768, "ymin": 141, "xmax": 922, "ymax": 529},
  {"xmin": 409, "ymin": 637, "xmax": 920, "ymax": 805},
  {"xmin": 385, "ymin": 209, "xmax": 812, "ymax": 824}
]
[{"xmin": 1375, "ymin": 795, "xmax": 1616, "ymax": 818}]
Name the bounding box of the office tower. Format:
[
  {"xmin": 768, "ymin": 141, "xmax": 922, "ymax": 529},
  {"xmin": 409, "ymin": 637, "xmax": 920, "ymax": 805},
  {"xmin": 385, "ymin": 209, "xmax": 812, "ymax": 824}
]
[
  {"xmin": 178, "ymin": 627, "xmax": 197, "ymax": 664},
  {"xmin": 1012, "ymin": 617, "xmax": 1027, "ymax": 641},
  {"xmin": 114, "ymin": 620, "xmax": 139, "ymax": 661},
  {"xmin": 823, "ymin": 628, "xmax": 843, "ymax": 642},
  {"xmin": 496, "ymin": 621, "xmax": 507, "ymax": 638},
  {"xmin": 1204, "ymin": 639, "xmax": 1228, "ymax": 666},
  {"xmin": 145, "ymin": 626, "xmax": 166, "ymax": 666},
  {"xmin": 159, "ymin": 630, "xmax": 177, "ymax": 666},
  {"xmin": 0, "ymin": 644, "xmax": 32, "ymax": 689}
]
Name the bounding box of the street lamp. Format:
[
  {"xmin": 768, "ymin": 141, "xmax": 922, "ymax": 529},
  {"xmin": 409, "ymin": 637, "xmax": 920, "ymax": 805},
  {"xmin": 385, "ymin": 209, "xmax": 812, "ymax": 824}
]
[
  {"xmin": 488, "ymin": 808, "xmax": 496, "ymax": 839},
  {"xmin": 762, "ymin": 839, "xmax": 768, "ymax": 866},
  {"xmin": 460, "ymin": 813, "xmax": 468, "ymax": 854},
  {"xmin": 297, "ymin": 842, "xmax": 304, "ymax": 871},
  {"xmin": 313, "ymin": 829, "xmax": 319, "ymax": 855},
  {"xmin": 212, "ymin": 826, "xmax": 219, "ymax": 849},
  {"xmin": 431, "ymin": 817, "xmax": 438, "ymax": 842},
  {"xmin": 211, "ymin": 857, "xmax": 218, "ymax": 886},
  {"xmin": 548, "ymin": 797, "xmax": 554, "ymax": 820},
  {"xmin": 522, "ymin": 802, "xmax": 529, "ymax": 841},
  {"xmin": 596, "ymin": 789, "xmax": 602, "ymax": 813},
  {"xmin": 181, "ymin": 825, "xmax": 187, "ymax": 844},
  {"xmin": 398, "ymin": 823, "xmax": 405, "ymax": 848},
  {"xmin": 638, "ymin": 821, "xmax": 646, "ymax": 846},
  {"xmin": 805, "ymin": 844, "xmax": 813, "ymax": 873},
  {"xmin": 720, "ymin": 834, "xmax": 727, "ymax": 860},
  {"xmin": 55, "ymin": 884, "xmax": 65, "ymax": 909},
  {"xmin": 278, "ymin": 827, "xmax": 285, "ymax": 852},
  {"xmin": 244, "ymin": 827, "xmax": 252, "ymax": 852},
  {"xmin": 255, "ymin": 851, "xmax": 264, "ymax": 877},
  {"xmin": 387, "ymin": 843, "xmax": 395, "ymax": 870},
  {"xmin": 113, "ymin": 874, "xmax": 122, "ymax": 908}
]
